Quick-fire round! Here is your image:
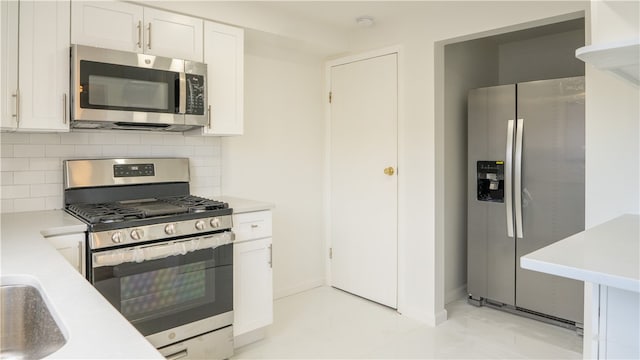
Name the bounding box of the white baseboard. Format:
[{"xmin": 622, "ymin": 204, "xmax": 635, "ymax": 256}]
[
  {"xmin": 400, "ymin": 305, "xmax": 448, "ymax": 326},
  {"xmin": 446, "ymin": 284, "xmax": 468, "ymax": 304},
  {"xmin": 273, "ymin": 277, "xmax": 325, "ymax": 300}
]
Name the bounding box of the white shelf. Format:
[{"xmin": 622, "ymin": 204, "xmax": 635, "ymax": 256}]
[{"xmin": 575, "ymin": 40, "xmax": 640, "ymax": 86}]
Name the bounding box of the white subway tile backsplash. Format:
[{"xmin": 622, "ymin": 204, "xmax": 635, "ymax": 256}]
[
  {"xmin": 126, "ymin": 145, "xmax": 152, "ymax": 157},
  {"xmin": 1, "ymin": 144, "xmax": 14, "ymax": 158},
  {"xmin": 1, "ymin": 131, "xmax": 221, "ymax": 213},
  {"xmin": 102, "ymin": 145, "xmax": 129, "ymax": 157},
  {"xmin": 30, "ymin": 133, "xmax": 60, "ymax": 145},
  {"xmin": 14, "ymin": 197, "xmax": 46, "ymax": 212},
  {"xmin": 140, "ymin": 134, "xmax": 163, "ymax": 144},
  {"xmin": 1, "ymin": 133, "xmax": 29, "ymax": 144},
  {"xmin": 185, "ymin": 136, "xmax": 205, "ymax": 146},
  {"xmin": 1, "ymin": 172, "xmax": 14, "ymax": 185},
  {"xmin": 1, "ymin": 185, "xmax": 30, "ymax": 199},
  {"xmin": 45, "ymin": 171, "xmax": 62, "ymax": 184},
  {"xmin": 60, "ymin": 132, "xmax": 89, "ymax": 145},
  {"xmin": 115, "ymin": 133, "xmax": 141, "ymax": 145},
  {"xmin": 45, "ymin": 196, "xmax": 62, "ymax": 210},
  {"xmin": 74, "ymin": 145, "xmax": 103, "ymax": 157},
  {"xmin": 88, "ymin": 132, "xmax": 118, "ymax": 144},
  {"xmin": 13, "ymin": 145, "xmax": 45, "ymax": 158},
  {"xmin": 1, "ymin": 158, "xmax": 30, "ymax": 171},
  {"xmin": 13, "ymin": 171, "xmax": 45, "ymax": 185},
  {"xmin": 1, "ymin": 199, "xmax": 14, "ymax": 213},
  {"xmin": 30, "ymin": 184, "xmax": 60, "ymax": 197},
  {"xmin": 30, "ymin": 158, "xmax": 62, "ymax": 171},
  {"xmin": 45, "ymin": 145, "xmax": 76, "ymax": 158}
]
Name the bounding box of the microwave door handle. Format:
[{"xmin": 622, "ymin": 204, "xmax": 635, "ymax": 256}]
[{"xmin": 179, "ymin": 73, "xmax": 186, "ymax": 114}]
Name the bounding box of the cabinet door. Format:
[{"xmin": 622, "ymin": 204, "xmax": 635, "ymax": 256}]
[
  {"xmin": 0, "ymin": 0, "xmax": 18, "ymax": 130},
  {"xmin": 143, "ymin": 8, "xmax": 203, "ymax": 62},
  {"xmin": 18, "ymin": 0, "xmax": 70, "ymax": 132},
  {"xmin": 201, "ymin": 21, "xmax": 244, "ymax": 135},
  {"xmin": 233, "ymin": 237, "xmax": 273, "ymax": 336},
  {"xmin": 71, "ymin": 1, "xmax": 143, "ymax": 53},
  {"xmin": 47, "ymin": 233, "xmax": 86, "ymax": 276}
]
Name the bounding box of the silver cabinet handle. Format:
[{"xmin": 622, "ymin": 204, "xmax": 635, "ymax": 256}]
[
  {"xmin": 505, "ymin": 119, "xmax": 515, "ymax": 238},
  {"xmin": 136, "ymin": 20, "xmax": 142, "ymax": 49},
  {"xmin": 77, "ymin": 240, "xmax": 84, "ymax": 275},
  {"xmin": 147, "ymin": 22, "xmax": 151, "ymax": 50},
  {"xmin": 208, "ymin": 105, "xmax": 212, "ymax": 128},
  {"xmin": 514, "ymin": 118, "xmax": 524, "ymax": 239},
  {"xmin": 268, "ymin": 244, "xmax": 272, "ymax": 268},
  {"xmin": 12, "ymin": 92, "xmax": 19, "ymax": 124},
  {"xmin": 62, "ymin": 93, "xmax": 67, "ymax": 124}
]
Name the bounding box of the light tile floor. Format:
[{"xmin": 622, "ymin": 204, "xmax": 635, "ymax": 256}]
[{"xmin": 233, "ymin": 286, "xmax": 582, "ymax": 359}]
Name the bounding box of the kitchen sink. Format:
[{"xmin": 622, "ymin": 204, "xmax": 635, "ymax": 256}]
[{"xmin": 0, "ymin": 281, "xmax": 67, "ymax": 359}]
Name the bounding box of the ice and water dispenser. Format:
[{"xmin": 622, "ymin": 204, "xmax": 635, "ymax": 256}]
[{"xmin": 476, "ymin": 161, "xmax": 504, "ymax": 202}]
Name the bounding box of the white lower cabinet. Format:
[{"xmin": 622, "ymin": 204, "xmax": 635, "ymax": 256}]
[
  {"xmin": 46, "ymin": 233, "xmax": 86, "ymax": 276},
  {"xmin": 233, "ymin": 210, "xmax": 273, "ymax": 345}
]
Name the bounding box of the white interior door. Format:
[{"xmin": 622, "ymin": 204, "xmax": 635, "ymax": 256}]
[{"xmin": 330, "ymin": 53, "xmax": 398, "ymax": 308}]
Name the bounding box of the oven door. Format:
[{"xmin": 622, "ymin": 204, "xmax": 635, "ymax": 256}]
[{"xmin": 91, "ymin": 232, "xmax": 233, "ymax": 340}]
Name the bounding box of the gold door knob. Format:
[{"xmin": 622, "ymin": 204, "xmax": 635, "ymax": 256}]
[{"xmin": 384, "ymin": 167, "xmax": 395, "ymax": 176}]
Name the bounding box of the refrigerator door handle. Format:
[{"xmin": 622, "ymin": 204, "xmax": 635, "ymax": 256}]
[
  {"xmin": 514, "ymin": 118, "xmax": 524, "ymax": 239},
  {"xmin": 505, "ymin": 119, "xmax": 515, "ymax": 238}
]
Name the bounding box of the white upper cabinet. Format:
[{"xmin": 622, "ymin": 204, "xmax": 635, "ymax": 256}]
[
  {"xmin": 1, "ymin": 1, "xmax": 19, "ymax": 130},
  {"xmin": 71, "ymin": 1, "xmax": 143, "ymax": 53},
  {"xmin": 1, "ymin": 0, "xmax": 70, "ymax": 132},
  {"xmin": 143, "ymin": 8, "xmax": 203, "ymax": 62},
  {"xmin": 197, "ymin": 20, "xmax": 244, "ymax": 135},
  {"xmin": 71, "ymin": 1, "xmax": 203, "ymax": 62}
]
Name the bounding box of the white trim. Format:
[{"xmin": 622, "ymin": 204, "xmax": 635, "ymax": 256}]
[
  {"xmin": 401, "ymin": 305, "xmax": 448, "ymax": 327},
  {"xmin": 273, "ymin": 278, "xmax": 324, "ymax": 300},
  {"xmin": 446, "ymin": 284, "xmax": 468, "ymax": 305},
  {"xmin": 324, "ymin": 45, "xmax": 405, "ymax": 314}
]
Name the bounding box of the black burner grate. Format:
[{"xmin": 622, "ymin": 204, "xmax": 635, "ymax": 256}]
[
  {"xmin": 162, "ymin": 195, "xmax": 229, "ymax": 213},
  {"xmin": 66, "ymin": 195, "xmax": 229, "ymax": 225},
  {"xmin": 66, "ymin": 203, "xmax": 145, "ymax": 224}
]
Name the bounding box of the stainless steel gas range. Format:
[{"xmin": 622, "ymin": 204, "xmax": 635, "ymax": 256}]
[{"xmin": 63, "ymin": 158, "xmax": 233, "ymax": 360}]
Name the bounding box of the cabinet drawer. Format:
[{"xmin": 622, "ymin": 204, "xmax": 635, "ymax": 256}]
[{"xmin": 233, "ymin": 211, "xmax": 272, "ymax": 242}]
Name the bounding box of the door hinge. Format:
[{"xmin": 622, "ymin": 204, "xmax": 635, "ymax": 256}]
[
  {"xmin": 329, "ymin": 91, "xmax": 332, "ymax": 104},
  {"xmin": 329, "ymin": 247, "xmax": 333, "ymax": 259}
]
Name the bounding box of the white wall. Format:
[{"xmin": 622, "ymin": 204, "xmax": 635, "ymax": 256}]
[
  {"xmin": 220, "ymin": 30, "xmax": 326, "ymax": 299},
  {"xmin": 585, "ymin": 0, "xmax": 640, "ymax": 227},
  {"xmin": 443, "ymin": 39, "xmax": 499, "ymax": 303},
  {"xmin": 345, "ymin": 1, "xmax": 588, "ymax": 325},
  {"xmin": 0, "ymin": 132, "xmax": 221, "ymax": 213}
]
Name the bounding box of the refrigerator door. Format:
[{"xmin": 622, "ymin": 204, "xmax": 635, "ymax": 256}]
[
  {"xmin": 515, "ymin": 76, "xmax": 585, "ymax": 323},
  {"xmin": 467, "ymin": 84, "xmax": 516, "ymax": 306}
]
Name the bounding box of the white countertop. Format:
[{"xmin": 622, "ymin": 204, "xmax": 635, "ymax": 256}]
[
  {"xmin": 521, "ymin": 214, "xmax": 640, "ymax": 292},
  {"xmin": 0, "ymin": 210, "xmax": 163, "ymax": 359},
  {"xmin": 219, "ymin": 196, "xmax": 275, "ymax": 214}
]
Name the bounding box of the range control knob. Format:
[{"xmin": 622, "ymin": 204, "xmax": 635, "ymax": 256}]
[
  {"xmin": 195, "ymin": 220, "xmax": 206, "ymax": 231},
  {"xmin": 111, "ymin": 232, "xmax": 123, "ymax": 244},
  {"xmin": 130, "ymin": 229, "xmax": 144, "ymax": 241},
  {"xmin": 210, "ymin": 218, "xmax": 221, "ymax": 229},
  {"xmin": 164, "ymin": 224, "xmax": 176, "ymax": 235}
]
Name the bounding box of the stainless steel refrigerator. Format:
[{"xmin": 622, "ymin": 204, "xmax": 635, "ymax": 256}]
[{"xmin": 467, "ymin": 76, "xmax": 585, "ymax": 328}]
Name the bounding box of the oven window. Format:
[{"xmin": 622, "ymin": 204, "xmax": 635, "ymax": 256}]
[
  {"xmin": 120, "ymin": 261, "xmax": 207, "ymax": 319},
  {"xmin": 92, "ymin": 243, "xmax": 232, "ymax": 336}
]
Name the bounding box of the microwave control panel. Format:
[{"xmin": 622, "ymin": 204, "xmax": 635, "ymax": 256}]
[{"xmin": 185, "ymin": 74, "xmax": 205, "ymax": 115}]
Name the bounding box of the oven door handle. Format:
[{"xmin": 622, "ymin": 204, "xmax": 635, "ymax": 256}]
[{"xmin": 93, "ymin": 232, "xmax": 233, "ymax": 267}]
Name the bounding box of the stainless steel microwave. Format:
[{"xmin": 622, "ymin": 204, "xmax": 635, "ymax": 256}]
[{"xmin": 71, "ymin": 45, "xmax": 207, "ymax": 131}]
